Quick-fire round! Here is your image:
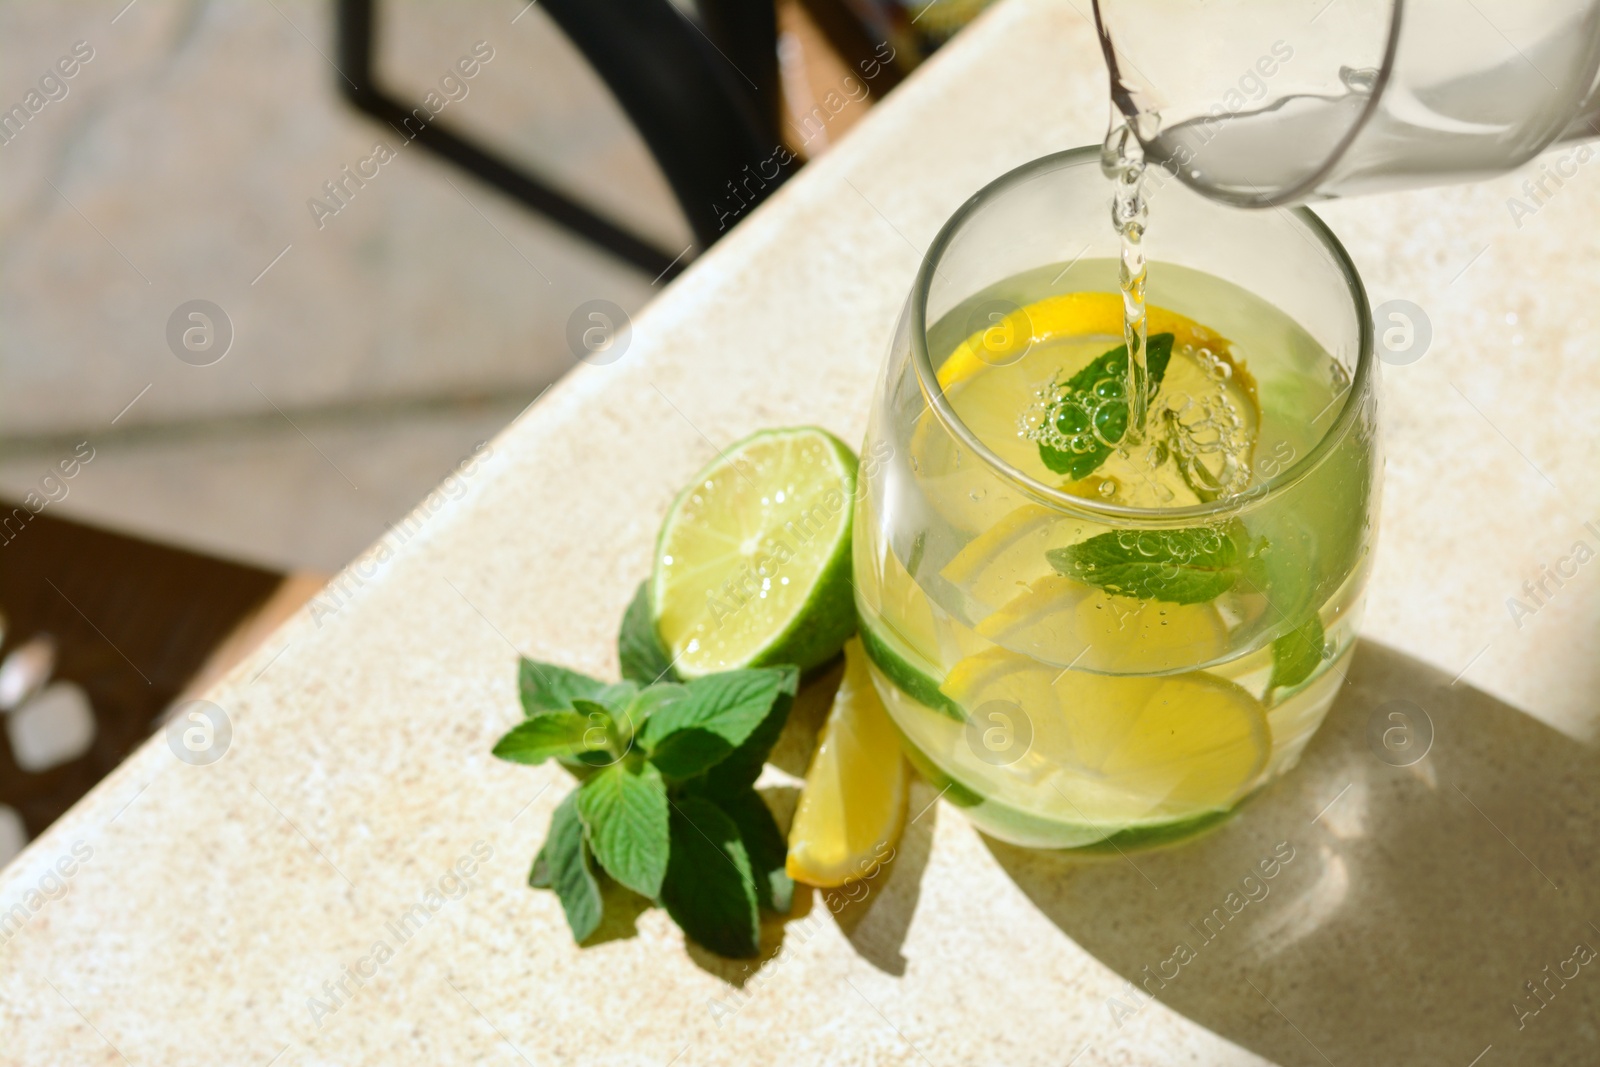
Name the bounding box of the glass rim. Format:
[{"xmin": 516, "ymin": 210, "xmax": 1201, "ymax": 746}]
[{"xmin": 909, "ymin": 145, "xmax": 1375, "ymax": 527}]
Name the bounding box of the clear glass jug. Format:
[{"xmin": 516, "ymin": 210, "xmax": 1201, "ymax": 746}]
[{"xmin": 1093, "ymin": 0, "xmax": 1600, "ymax": 206}]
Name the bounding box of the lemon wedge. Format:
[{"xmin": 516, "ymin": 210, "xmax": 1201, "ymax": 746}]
[{"xmin": 787, "ymin": 638, "xmax": 909, "ymax": 887}]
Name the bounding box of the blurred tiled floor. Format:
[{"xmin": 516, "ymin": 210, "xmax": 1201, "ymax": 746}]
[{"xmin": 0, "ymin": 0, "xmax": 691, "ymax": 572}]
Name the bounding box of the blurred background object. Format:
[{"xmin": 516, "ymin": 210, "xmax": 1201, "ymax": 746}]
[
  {"xmin": 0, "ymin": 507, "xmax": 289, "ymax": 865},
  {"xmin": 0, "ymin": 0, "xmax": 995, "ymax": 857},
  {"xmin": 335, "ymin": 0, "xmax": 785, "ymax": 276},
  {"xmin": 846, "ymin": 0, "xmax": 999, "ymax": 59}
]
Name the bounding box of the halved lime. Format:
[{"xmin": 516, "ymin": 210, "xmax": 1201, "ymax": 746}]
[{"xmin": 652, "ymin": 427, "xmax": 858, "ymax": 678}]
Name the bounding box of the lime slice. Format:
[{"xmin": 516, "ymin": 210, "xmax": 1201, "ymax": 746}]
[
  {"xmin": 652, "ymin": 427, "xmax": 858, "ymax": 678},
  {"xmin": 857, "ymin": 617, "xmax": 964, "ymax": 721},
  {"xmin": 940, "ymin": 648, "xmax": 1269, "ymax": 823},
  {"xmin": 787, "ymin": 638, "xmax": 909, "ymax": 887}
]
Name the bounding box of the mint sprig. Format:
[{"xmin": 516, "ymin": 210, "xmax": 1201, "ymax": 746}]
[
  {"xmin": 715, "ymin": 785, "xmax": 794, "ymax": 914},
  {"xmin": 496, "ymin": 650, "xmax": 799, "ymax": 958},
  {"xmin": 515, "ymin": 671, "xmax": 639, "ymax": 772},
  {"xmin": 1047, "ymin": 522, "xmax": 1252, "ymax": 604},
  {"xmin": 1039, "ymin": 332, "xmax": 1175, "ymax": 480}
]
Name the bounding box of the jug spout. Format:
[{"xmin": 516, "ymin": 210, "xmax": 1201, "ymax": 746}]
[{"xmin": 1095, "ymin": 0, "xmax": 1600, "ymax": 207}]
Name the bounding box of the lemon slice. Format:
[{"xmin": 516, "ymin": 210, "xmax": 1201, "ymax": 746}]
[
  {"xmin": 975, "ymin": 573, "xmax": 1230, "ymax": 674},
  {"xmin": 910, "ymin": 293, "xmax": 1243, "ymax": 533},
  {"xmin": 652, "ymin": 428, "xmax": 858, "ymax": 678},
  {"xmin": 935, "ymin": 291, "xmax": 1233, "ymax": 391},
  {"xmin": 904, "ymin": 403, "xmax": 1024, "ymax": 535},
  {"xmin": 787, "ymin": 638, "xmax": 909, "ymax": 887},
  {"xmin": 941, "ymin": 648, "xmax": 1268, "ymax": 823},
  {"xmin": 939, "ymin": 504, "xmax": 1088, "ymax": 609}
]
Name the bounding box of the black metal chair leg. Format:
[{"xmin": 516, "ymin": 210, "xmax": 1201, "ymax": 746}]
[{"xmin": 336, "ymin": 0, "xmax": 794, "ymax": 281}]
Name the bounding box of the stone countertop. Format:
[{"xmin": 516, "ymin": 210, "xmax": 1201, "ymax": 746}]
[{"xmin": 5, "ymin": 1, "xmax": 1600, "ymax": 1063}]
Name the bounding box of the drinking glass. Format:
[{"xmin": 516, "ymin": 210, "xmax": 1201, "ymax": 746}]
[{"xmin": 853, "ymin": 147, "xmax": 1379, "ymax": 849}]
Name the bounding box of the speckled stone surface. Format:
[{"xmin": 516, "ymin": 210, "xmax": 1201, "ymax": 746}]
[{"xmin": 5, "ymin": 1, "xmax": 1600, "ymax": 1063}]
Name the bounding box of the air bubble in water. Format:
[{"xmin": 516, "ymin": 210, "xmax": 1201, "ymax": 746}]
[{"xmin": 1091, "ymin": 405, "xmax": 1123, "ymax": 446}]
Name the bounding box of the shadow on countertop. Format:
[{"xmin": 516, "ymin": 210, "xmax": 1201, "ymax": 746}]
[{"xmin": 987, "ymin": 638, "xmax": 1600, "ymax": 1067}]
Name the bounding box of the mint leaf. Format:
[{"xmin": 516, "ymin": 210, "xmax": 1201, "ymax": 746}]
[
  {"xmin": 548, "ymin": 696, "xmax": 633, "ymax": 771},
  {"xmin": 543, "ymin": 791, "xmax": 603, "ymax": 941},
  {"xmin": 1047, "ymin": 523, "xmax": 1244, "ymax": 604},
  {"xmin": 659, "ymin": 795, "xmax": 760, "ymax": 958},
  {"xmin": 528, "ymin": 846, "xmax": 551, "ymax": 888},
  {"xmin": 676, "ymin": 666, "xmax": 800, "ymax": 794},
  {"xmin": 519, "ymin": 659, "xmax": 607, "ymax": 717},
  {"xmin": 572, "ymin": 698, "xmax": 630, "ymax": 761},
  {"xmin": 592, "ymin": 682, "xmax": 641, "ymax": 713},
  {"xmin": 1271, "ymin": 615, "xmax": 1326, "ymax": 691},
  {"xmin": 718, "ymin": 788, "xmax": 793, "ymax": 914},
  {"xmin": 1039, "ymin": 332, "xmax": 1175, "ymax": 480},
  {"xmin": 493, "ymin": 711, "xmax": 608, "ymax": 766},
  {"xmin": 626, "ymin": 683, "xmax": 688, "ymax": 729},
  {"xmin": 576, "ymin": 760, "xmax": 669, "ymax": 898},
  {"xmin": 619, "ymin": 582, "xmax": 677, "ymax": 685},
  {"xmin": 641, "ymin": 668, "xmax": 797, "ymax": 779},
  {"xmin": 648, "ymin": 731, "xmax": 736, "ymax": 780}
]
